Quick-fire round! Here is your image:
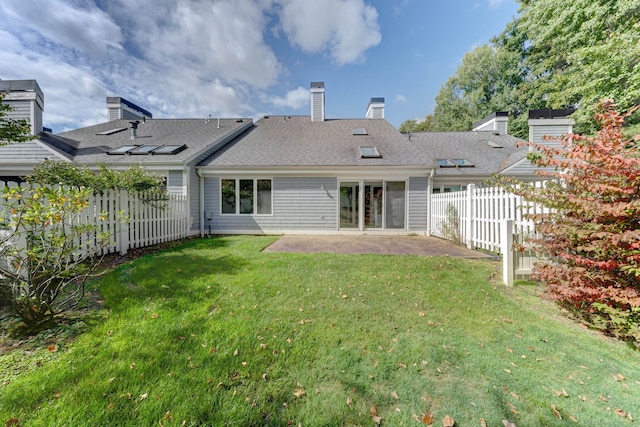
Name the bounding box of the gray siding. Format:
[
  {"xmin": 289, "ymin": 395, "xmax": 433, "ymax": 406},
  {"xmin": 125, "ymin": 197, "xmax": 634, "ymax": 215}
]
[
  {"xmin": 408, "ymin": 177, "xmax": 428, "ymax": 231},
  {"xmin": 530, "ymin": 124, "xmax": 572, "ymax": 147},
  {"xmin": 188, "ymin": 167, "xmax": 200, "ymax": 232},
  {"xmin": 167, "ymin": 170, "xmax": 184, "ymax": 194},
  {"xmin": 204, "ymin": 177, "xmax": 338, "ymax": 234},
  {"xmin": 0, "ymin": 141, "xmax": 51, "ymax": 161}
]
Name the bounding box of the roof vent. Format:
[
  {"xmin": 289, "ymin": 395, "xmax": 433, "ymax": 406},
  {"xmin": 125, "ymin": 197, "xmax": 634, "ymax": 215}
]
[{"xmin": 129, "ymin": 121, "xmax": 139, "ymax": 140}]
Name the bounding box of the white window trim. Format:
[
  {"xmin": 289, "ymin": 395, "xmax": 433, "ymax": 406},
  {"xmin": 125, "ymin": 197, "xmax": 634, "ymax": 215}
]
[{"xmin": 220, "ymin": 178, "xmax": 273, "ymax": 216}]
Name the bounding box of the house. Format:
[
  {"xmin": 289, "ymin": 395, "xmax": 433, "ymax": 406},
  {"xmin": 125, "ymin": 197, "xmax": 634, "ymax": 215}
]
[
  {"xmin": 197, "ymin": 83, "xmax": 435, "ymax": 234},
  {"xmin": 1, "ymin": 78, "xmax": 573, "ymax": 236}
]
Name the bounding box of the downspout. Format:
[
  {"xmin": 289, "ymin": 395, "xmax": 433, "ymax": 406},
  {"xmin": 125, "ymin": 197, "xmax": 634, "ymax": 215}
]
[
  {"xmin": 427, "ymin": 168, "xmax": 435, "ymax": 236},
  {"xmin": 197, "ymin": 168, "xmax": 205, "ymax": 237}
]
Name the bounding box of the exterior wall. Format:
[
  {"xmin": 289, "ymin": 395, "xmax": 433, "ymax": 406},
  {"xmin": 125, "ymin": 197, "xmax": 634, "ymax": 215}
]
[
  {"xmin": 187, "ymin": 167, "xmax": 200, "ymax": 232},
  {"xmin": 204, "ymin": 176, "xmax": 338, "ymax": 233},
  {"xmin": 408, "ymin": 177, "xmax": 428, "ymax": 231},
  {"xmin": 167, "ymin": 170, "xmax": 184, "ymax": 194},
  {"xmin": 203, "ymin": 175, "xmax": 431, "ymax": 234}
]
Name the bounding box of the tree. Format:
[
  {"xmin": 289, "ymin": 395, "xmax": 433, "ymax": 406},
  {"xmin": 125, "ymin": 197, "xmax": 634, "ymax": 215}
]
[
  {"xmin": 504, "ymin": 0, "xmax": 640, "ymax": 133},
  {"xmin": 0, "ymin": 92, "xmax": 33, "ymax": 145},
  {"xmin": 1, "ymin": 162, "xmax": 165, "ymax": 328},
  {"xmin": 496, "ymin": 101, "xmax": 640, "ymax": 342},
  {"xmin": 429, "ymin": 44, "xmax": 528, "ymax": 138},
  {"xmin": 0, "ymin": 185, "xmax": 112, "ymax": 328},
  {"xmin": 398, "ymin": 115, "xmax": 434, "ymax": 133}
]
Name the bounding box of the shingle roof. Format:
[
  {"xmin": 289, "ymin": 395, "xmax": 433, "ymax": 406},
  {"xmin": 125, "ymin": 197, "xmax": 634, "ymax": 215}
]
[
  {"xmin": 44, "ymin": 118, "xmax": 252, "ymax": 165},
  {"xmin": 200, "ymin": 116, "xmax": 435, "ymax": 168},
  {"xmin": 406, "ymin": 131, "xmax": 528, "ymax": 175}
]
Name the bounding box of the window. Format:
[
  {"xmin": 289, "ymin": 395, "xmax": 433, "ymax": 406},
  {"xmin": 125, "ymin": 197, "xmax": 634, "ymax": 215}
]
[{"xmin": 220, "ymin": 178, "xmax": 272, "ymax": 215}]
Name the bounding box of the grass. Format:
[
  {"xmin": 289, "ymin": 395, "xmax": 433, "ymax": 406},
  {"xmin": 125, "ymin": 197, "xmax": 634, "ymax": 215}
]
[{"xmin": 1, "ymin": 235, "xmax": 639, "ymax": 426}]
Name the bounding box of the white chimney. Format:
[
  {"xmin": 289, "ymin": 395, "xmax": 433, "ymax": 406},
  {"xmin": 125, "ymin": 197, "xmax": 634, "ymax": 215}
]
[
  {"xmin": 528, "ymin": 109, "xmax": 574, "ymax": 149},
  {"xmin": 366, "ymin": 97, "xmax": 384, "ymax": 119},
  {"xmin": 472, "ymin": 112, "xmax": 509, "ymax": 134},
  {"xmin": 310, "ymin": 82, "xmax": 325, "ymax": 122},
  {"xmin": 107, "ymin": 97, "xmax": 152, "ymax": 121},
  {"xmin": 0, "ymin": 79, "xmax": 44, "ymax": 135}
]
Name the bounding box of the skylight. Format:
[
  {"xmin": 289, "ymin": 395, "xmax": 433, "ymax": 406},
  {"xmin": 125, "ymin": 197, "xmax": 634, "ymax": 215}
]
[
  {"xmin": 108, "ymin": 145, "xmax": 139, "ymax": 154},
  {"xmin": 436, "ymin": 159, "xmax": 474, "ymax": 168},
  {"xmin": 452, "ymin": 159, "xmax": 474, "ymax": 167},
  {"xmin": 436, "ymin": 159, "xmax": 455, "ymax": 167},
  {"xmin": 107, "ymin": 144, "xmax": 187, "ymax": 155},
  {"xmin": 359, "ymin": 146, "xmax": 381, "ymax": 158},
  {"xmin": 129, "ymin": 145, "xmax": 161, "ymax": 154},
  {"xmin": 485, "ymin": 140, "xmax": 503, "ymax": 148},
  {"xmin": 352, "ymin": 128, "xmax": 368, "ymax": 135},
  {"xmin": 96, "ymin": 127, "xmax": 127, "ymax": 135}
]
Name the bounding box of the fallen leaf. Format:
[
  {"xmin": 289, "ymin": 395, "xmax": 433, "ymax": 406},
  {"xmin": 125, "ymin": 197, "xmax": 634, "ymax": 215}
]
[
  {"xmin": 442, "ymin": 414, "xmax": 455, "ymax": 427},
  {"xmin": 47, "ymin": 345, "xmax": 58, "ymax": 353},
  {"xmin": 423, "ymin": 413, "xmax": 434, "ymax": 424},
  {"xmin": 391, "ymin": 391, "xmax": 399, "ymax": 400},
  {"xmin": 419, "ymin": 311, "xmax": 426, "ymax": 317},
  {"xmin": 163, "ymin": 411, "xmax": 172, "ymax": 420},
  {"xmin": 599, "ymin": 395, "xmax": 608, "ymax": 402},
  {"xmin": 371, "ymin": 406, "xmax": 378, "ymax": 417},
  {"xmin": 553, "ymin": 388, "xmax": 569, "ymax": 397},
  {"xmin": 151, "ymin": 313, "xmax": 158, "ymax": 319},
  {"xmin": 510, "ymin": 391, "xmax": 520, "ymax": 400},
  {"xmin": 502, "ymin": 420, "xmax": 516, "ymax": 427},
  {"xmin": 569, "ymin": 415, "xmax": 578, "ymax": 422},
  {"xmin": 507, "ymin": 402, "xmax": 519, "ymax": 415},
  {"xmin": 5, "ymin": 419, "xmax": 20, "ymax": 427},
  {"xmin": 293, "ymin": 388, "xmax": 305, "ymax": 398},
  {"xmin": 138, "ymin": 393, "xmax": 148, "ymax": 401},
  {"xmin": 480, "ymin": 418, "xmax": 487, "ymax": 427},
  {"xmin": 373, "ymin": 415, "xmax": 382, "ymax": 425},
  {"xmin": 612, "ymin": 373, "xmax": 625, "ymax": 382},
  {"xmin": 551, "ymin": 405, "xmax": 562, "ymax": 420},
  {"xmin": 615, "ymin": 409, "xmax": 633, "ymax": 420},
  {"xmin": 346, "ymin": 397, "xmax": 353, "ymax": 407},
  {"xmin": 108, "ymin": 377, "xmax": 116, "ymax": 383},
  {"xmin": 506, "ymin": 347, "xmax": 513, "ymax": 354},
  {"xmin": 233, "ymin": 349, "xmax": 239, "ymax": 356}
]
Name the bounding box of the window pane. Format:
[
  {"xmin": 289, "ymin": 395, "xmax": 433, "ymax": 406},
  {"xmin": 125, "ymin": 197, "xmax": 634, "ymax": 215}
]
[
  {"xmin": 257, "ymin": 179, "xmax": 272, "ymax": 214},
  {"xmin": 385, "ymin": 181, "xmax": 405, "ymax": 229},
  {"xmin": 239, "ymin": 179, "xmax": 254, "ymax": 214},
  {"xmin": 221, "ymin": 179, "xmax": 236, "ymax": 214}
]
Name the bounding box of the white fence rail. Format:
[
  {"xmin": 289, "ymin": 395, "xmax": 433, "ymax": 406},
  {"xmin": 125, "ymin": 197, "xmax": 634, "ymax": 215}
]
[
  {"xmin": 1, "ymin": 180, "xmax": 189, "ymax": 256},
  {"xmin": 431, "ymin": 182, "xmax": 550, "ymax": 286}
]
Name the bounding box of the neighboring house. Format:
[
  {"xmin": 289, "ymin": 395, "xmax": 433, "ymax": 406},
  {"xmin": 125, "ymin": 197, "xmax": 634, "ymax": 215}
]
[{"xmin": 1, "ymin": 78, "xmax": 574, "ymax": 236}]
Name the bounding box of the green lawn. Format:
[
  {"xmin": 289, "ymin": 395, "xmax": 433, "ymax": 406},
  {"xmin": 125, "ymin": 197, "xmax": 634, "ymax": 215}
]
[{"xmin": 1, "ymin": 236, "xmax": 638, "ymax": 426}]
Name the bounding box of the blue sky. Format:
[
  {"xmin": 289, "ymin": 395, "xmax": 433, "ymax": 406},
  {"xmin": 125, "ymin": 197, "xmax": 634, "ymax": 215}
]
[{"xmin": 0, "ymin": 0, "xmax": 519, "ymax": 132}]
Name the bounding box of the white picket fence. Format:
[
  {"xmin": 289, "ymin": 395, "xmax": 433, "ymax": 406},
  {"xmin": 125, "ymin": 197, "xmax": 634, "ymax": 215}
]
[
  {"xmin": 0, "ymin": 180, "xmax": 189, "ymax": 256},
  {"xmin": 431, "ymin": 182, "xmax": 550, "ymax": 286}
]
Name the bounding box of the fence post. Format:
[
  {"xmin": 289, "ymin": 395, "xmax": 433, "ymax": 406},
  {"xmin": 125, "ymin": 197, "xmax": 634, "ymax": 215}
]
[
  {"xmin": 118, "ymin": 190, "xmax": 129, "ymax": 255},
  {"xmin": 465, "ymin": 184, "xmax": 475, "ymax": 249},
  {"xmin": 501, "ymin": 219, "xmax": 514, "ymax": 287}
]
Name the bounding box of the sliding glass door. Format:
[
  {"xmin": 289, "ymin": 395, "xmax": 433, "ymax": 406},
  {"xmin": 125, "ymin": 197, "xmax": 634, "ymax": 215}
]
[{"xmin": 339, "ymin": 180, "xmax": 405, "ymax": 230}]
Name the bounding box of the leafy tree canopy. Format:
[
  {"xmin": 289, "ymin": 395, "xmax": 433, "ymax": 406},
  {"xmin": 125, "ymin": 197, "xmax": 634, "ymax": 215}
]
[{"xmin": 405, "ymin": 0, "xmax": 640, "ymax": 137}]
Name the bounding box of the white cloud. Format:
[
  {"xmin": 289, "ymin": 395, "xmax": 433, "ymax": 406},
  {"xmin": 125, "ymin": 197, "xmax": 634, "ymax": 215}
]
[
  {"xmin": 268, "ymin": 86, "xmax": 309, "ymax": 110},
  {"xmin": 277, "ymin": 0, "xmax": 381, "ymax": 65},
  {"xmin": 487, "ymin": 0, "xmax": 506, "ymax": 8},
  {"xmin": 0, "ymin": 0, "xmax": 382, "ymax": 130},
  {"xmin": 395, "ymin": 94, "xmax": 407, "ymax": 103}
]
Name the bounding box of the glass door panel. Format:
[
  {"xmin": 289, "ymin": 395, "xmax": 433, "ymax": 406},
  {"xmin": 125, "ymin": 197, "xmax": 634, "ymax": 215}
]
[
  {"xmin": 385, "ymin": 181, "xmax": 405, "ymax": 229},
  {"xmin": 339, "ymin": 182, "xmax": 359, "ymax": 229},
  {"xmin": 364, "ymin": 182, "xmax": 383, "ymax": 229}
]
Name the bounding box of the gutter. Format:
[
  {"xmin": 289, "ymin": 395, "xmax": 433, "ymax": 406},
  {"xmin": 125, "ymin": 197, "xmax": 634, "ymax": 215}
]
[{"xmin": 197, "ymin": 168, "xmax": 205, "ymax": 237}]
